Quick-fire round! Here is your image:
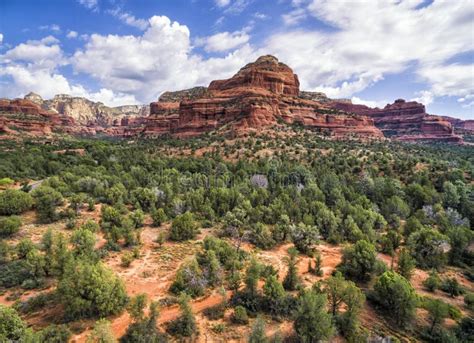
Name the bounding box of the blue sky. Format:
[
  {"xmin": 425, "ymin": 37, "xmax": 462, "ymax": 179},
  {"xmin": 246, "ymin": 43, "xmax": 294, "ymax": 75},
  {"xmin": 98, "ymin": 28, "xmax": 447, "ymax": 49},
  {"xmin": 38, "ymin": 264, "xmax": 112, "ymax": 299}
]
[{"xmin": 0, "ymin": 0, "xmax": 473, "ymax": 119}]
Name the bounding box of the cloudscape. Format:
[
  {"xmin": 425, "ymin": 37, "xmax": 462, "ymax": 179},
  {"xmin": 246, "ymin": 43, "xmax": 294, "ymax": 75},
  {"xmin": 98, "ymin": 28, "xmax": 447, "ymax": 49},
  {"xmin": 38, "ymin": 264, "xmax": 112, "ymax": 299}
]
[{"xmin": 1, "ymin": 0, "xmax": 473, "ymax": 119}]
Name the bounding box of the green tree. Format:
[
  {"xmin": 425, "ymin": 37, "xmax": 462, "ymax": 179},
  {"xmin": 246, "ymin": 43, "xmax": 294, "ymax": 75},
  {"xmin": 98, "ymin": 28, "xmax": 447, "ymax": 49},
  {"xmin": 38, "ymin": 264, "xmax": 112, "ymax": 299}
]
[
  {"xmin": 121, "ymin": 301, "xmax": 166, "ymax": 343},
  {"xmin": 232, "ymin": 306, "xmax": 249, "ymax": 324},
  {"xmin": 407, "ymin": 228, "xmax": 448, "ymax": 269},
  {"xmin": 283, "ymin": 248, "xmax": 300, "ymax": 291},
  {"xmin": 169, "ymin": 212, "xmax": 198, "ymax": 241},
  {"xmin": 58, "ymin": 261, "xmax": 128, "ymax": 319},
  {"xmin": 249, "ymin": 317, "xmax": 267, "ymax": 343},
  {"xmin": 340, "ymin": 240, "xmax": 377, "ymax": 281},
  {"xmin": 294, "ymin": 290, "xmax": 334, "ymax": 342},
  {"xmin": 245, "ymin": 258, "xmax": 261, "ymax": 295},
  {"xmin": 167, "ymin": 294, "xmax": 196, "ymax": 337},
  {"xmin": 373, "ymin": 271, "xmax": 417, "ymax": 327},
  {"xmin": 397, "ymin": 248, "xmax": 416, "ymax": 281},
  {"xmin": 71, "ymin": 228, "xmax": 96, "ymax": 260},
  {"xmin": 170, "ymin": 259, "xmax": 206, "ymax": 298},
  {"xmin": 0, "ymin": 189, "xmax": 33, "ymax": 215},
  {"xmin": 290, "ymin": 223, "xmax": 319, "ymax": 255},
  {"xmin": 36, "ymin": 324, "xmax": 72, "ymax": 343},
  {"xmin": 423, "ymin": 270, "xmax": 441, "ymax": 292},
  {"xmin": 0, "ymin": 216, "xmax": 21, "ymax": 237},
  {"xmin": 425, "ymin": 298, "xmax": 450, "ymax": 334},
  {"xmin": 263, "ymin": 274, "xmax": 285, "ymax": 302},
  {"xmin": 128, "ymin": 294, "xmax": 148, "ymax": 322},
  {"xmin": 32, "ymin": 186, "xmax": 63, "ymax": 223}
]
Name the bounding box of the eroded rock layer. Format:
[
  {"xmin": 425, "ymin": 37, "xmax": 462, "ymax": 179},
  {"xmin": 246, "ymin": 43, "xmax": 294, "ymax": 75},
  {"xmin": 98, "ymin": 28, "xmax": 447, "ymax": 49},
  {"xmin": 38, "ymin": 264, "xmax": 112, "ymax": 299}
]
[
  {"xmin": 146, "ymin": 55, "xmax": 383, "ymax": 139},
  {"xmin": 328, "ymin": 99, "xmax": 463, "ymax": 143}
]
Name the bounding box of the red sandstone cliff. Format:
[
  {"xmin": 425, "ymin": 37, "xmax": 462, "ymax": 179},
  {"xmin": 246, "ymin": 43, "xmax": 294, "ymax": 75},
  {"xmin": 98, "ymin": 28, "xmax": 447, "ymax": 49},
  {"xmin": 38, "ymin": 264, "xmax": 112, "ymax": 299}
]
[
  {"xmin": 328, "ymin": 99, "xmax": 463, "ymax": 143},
  {"xmin": 145, "ymin": 55, "xmax": 383, "ymax": 139}
]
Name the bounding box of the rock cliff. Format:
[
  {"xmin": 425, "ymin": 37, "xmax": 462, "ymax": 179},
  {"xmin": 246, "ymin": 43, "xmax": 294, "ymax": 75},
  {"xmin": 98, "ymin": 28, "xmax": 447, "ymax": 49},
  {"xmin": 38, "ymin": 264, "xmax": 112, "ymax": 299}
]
[
  {"xmin": 145, "ymin": 55, "xmax": 383, "ymax": 139},
  {"xmin": 328, "ymin": 99, "xmax": 463, "ymax": 143}
]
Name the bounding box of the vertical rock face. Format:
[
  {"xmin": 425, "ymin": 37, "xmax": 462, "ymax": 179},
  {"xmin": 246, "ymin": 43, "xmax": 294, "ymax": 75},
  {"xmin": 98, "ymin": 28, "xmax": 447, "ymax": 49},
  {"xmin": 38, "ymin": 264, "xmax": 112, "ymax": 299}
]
[
  {"xmin": 145, "ymin": 55, "xmax": 383, "ymax": 138},
  {"xmin": 328, "ymin": 99, "xmax": 463, "ymax": 143}
]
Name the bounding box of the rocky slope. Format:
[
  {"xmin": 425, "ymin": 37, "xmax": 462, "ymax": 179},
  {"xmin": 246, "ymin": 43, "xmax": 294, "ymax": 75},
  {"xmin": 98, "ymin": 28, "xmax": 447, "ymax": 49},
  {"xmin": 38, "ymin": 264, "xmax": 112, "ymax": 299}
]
[
  {"xmin": 145, "ymin": 55, "xmax": 383, "ymax": 139},
  {"xmin": 328, "ymin": 99, "xmax": 463, "ymax": 143},
  {"xmin": 24, "ymin": 92, "xmax": 149, "ymax": 127}
]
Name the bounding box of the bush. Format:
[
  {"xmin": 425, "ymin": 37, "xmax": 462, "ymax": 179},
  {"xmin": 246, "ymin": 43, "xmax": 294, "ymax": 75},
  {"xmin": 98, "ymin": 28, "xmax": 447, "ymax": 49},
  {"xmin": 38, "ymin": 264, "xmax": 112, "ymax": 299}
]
[
  {"xmin": 440, "ymin": 277, "xmax": 464, "ymax": 297},
  {"xmin": 423, "ymin": 270, "xmax": 441, "ymax": 292},
  {"xmin": 232, "ymin": 305, "xmax": 249, "ymax": 324},
  {"xmin": 169, "ymin": 212, "xmax": 198, "ymax": 241},
  {"xmin": 166, "ymin": 294, "xmax": 196, "ymax": 338},
  {"xmin": 0, "ymin": 189, "xmax": 33, "ymax": 215},
  {"xmin": 58, "ymin": 261, "xmax": 128, "ymax": 319},
  {"xmin": 372, "ymin": 271, "xmax": 417, "ymax": 327},
  {"xmin": 32, "ymin": 186, "xmax": 63, "ymax": 223},
  {"xmin": 151, "ymin": 208, "xmax": 167, "ymax": 227},
  {"xmin": 0, "ymin": 304, "xmax": 28, "ymax": 341},
  {"xmin": 464, "ymin": 293, "xmax": 474, "ymax": 311},
  {"xmin": 340, "ymin": 240, "xmax": 377, "ymax": 281},
  {"xmin": 0, "ymin": 216, "xmax": 21, "ymax": 237},
  {"xmin": 36, "ymin": 324, "xmax": 71, "ymax": 343},
  {"xmin": 121, "ymin": 252, "xmax": 135, "ymax": 268},
  {"xmin": 170, "ymin": 259, "xmax": 206, "ymax": 297}
]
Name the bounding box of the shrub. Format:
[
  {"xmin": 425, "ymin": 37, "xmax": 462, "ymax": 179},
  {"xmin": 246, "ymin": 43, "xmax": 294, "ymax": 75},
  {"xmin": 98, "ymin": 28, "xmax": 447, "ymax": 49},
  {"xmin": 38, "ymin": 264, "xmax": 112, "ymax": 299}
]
[
  {"xmin": 32, "ymin": 186, "xmax": 63, "ymax": 223},
  {"xmin": 423, "ymin": 270, "xmax": 441, "ymax": 292},
  {"xmin": 340, "ymin": 240, "xmax": 377, "ymax": 281},
  {"xmin": 151, "ymin": 208, "xmax": 167, "ymax": 227},
  {"xmin": 166, "ymin": 294, "xmax": 196, "ymax": 338},
  {"xmin": 0, "ymin": 304, "xmax": 28, "ymax": 341},
  {"xmin": 464, "ymin": 293, "xmax": 474, "ymax": 311},
  {"xmin": 169, "ymin": 212, "xmax": 198, "ymax": 241},
  {"xmin": 0, "ymin": 189, "xmax": 33, "ymax": 215},
  {"xmin": 372, "ymin": 271, "xmax": 417, "ymax": 327},
  {"xmin": 290, "ymin": 223, "xmax": 319, "ymax": 255},
  {"xmin": 0, "ymin": 216, "xmax": 21, "ymax": 237},
  {"xmin": 121, "ymin": 252, "xmax": 134, "ymax": 268},
  {"xmin": 440, "ymin": 277, "xmax": 464, "ymax": 297},
  {"xmin": 36, "ymin": 324, "xmax": 71, "ymax": 343},
  {"xmin": 58, "ymin": 261, "xmax": 128, "ymax": 319},
  {"xmin": 170, "ymin": 259, "xmax": 206, "ymax": 297},
  {"xmin": 87, "ymin": 319, "xmax": 115, "ymax": 343},
  {"xmin": 232, "ymin": 305, "xmax": 249, "ymax": 324},
  {"xmin": 294, "ymin": 291, "xmax": 335, "ymax": 342},
  {"xmin": 407, "ymin": 228, "xmax": 448, "ymax": 269}
]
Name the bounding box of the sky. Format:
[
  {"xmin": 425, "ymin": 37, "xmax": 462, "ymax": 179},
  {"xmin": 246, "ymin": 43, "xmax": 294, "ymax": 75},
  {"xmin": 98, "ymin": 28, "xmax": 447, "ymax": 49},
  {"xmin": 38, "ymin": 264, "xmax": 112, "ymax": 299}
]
[{"xmin": 0, "ymin": 0, "xmax": 473, "ymax": 119}]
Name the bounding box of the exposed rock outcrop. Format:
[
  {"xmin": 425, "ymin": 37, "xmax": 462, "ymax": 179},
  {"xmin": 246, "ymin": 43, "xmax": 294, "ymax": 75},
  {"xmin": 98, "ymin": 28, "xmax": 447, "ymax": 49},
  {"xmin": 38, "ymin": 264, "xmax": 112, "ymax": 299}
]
[
  {"xmin": 145, "ymin": 55, "xmax": 383, "ymax": 139},
  {"xmin": 328, "ymin": 99, "xmax": 463, "ymax": 143}
]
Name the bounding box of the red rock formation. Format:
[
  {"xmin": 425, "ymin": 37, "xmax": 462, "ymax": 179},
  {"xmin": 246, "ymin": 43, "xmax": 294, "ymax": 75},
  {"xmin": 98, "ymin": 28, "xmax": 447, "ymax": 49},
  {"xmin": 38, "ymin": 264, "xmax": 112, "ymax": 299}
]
[
  {"xmin": 440, "ymin": 116, "xmax": 474, "ymax": 133},
  {"xmin": 146, "ymin": 55, "xmax": 383, "ymax": 139},
  {"xmin": 328, "ymin": 99, "xmax": 462, "ymax": 143}
]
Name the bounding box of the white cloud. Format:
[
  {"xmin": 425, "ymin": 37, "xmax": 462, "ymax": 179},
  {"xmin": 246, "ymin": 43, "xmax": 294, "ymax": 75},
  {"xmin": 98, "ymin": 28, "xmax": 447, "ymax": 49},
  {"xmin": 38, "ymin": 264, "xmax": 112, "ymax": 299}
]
[
  {"xmin": 39, "ymin": 24, "xmax": 61, "ymax": 32},
  {"xmin": 268, "ymin": 0, "xmax": 474, "ymax": 100},
  {"xmin": 67, "ymin": 31, "xmax": 78, "ymax": 39},
  {"xmin": 78, "ymin": 0, "xmax": 98, "ymax": 11},
  {"xmin": 0, "ymin": 33, "xmax": 3, "ymax": 43},
  {"xmin": 215, "ymin": 0, "xmax": 231, "ymax": 7},
  {"xmin": 196, "ymin": 30, "xmax": 250, "ymax": 53},
  {"xmin": 282, "ymin": 8, "xmax": 307, "ymax": 25},
  {"xmin": 107, "ymin": 8, "xmax": 149, "ymax": 30},
  {"xmin": 411, "ymin": 90, "xmax": 434, "ymax": 106},
  {"xmin": 72, "ymin": 16, "xmax": 255, "ymax": 102}
]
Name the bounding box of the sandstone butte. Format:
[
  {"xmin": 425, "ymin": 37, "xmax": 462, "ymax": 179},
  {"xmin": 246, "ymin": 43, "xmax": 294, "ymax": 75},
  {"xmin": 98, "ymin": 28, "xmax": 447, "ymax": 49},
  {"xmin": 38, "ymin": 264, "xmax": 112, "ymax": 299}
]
[
  {"xmin": 145, "ymin": 55, "xmax": 384, "ymax": 139},
  {"xmin": 0, "ymin": 55, "xmax": 470, "ymax": 142}
]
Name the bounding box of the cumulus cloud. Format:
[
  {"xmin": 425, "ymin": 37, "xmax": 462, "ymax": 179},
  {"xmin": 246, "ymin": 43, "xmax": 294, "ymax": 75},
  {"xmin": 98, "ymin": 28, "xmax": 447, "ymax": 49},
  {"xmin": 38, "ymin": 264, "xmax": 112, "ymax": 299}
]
[
  {"xmin": 72, "ymin": 16, "xmax": 255, "ymax": 102},
  {"xmin": 351, "ymin": 96, "xmax": 387, "ymax": 109},
  {"xmin": 268, "ymin": 0, "xmax": 474, "ymax": 100},
  {"xmin": 67, "ymin": 31, "xmax": 78, "ymax": 39},
  {"xmin": 0, "ymin": 33, "xmax": 3, "ymax": 43},
  {"xmin": 196, "ymin": 30, "xmax": 250, "ymax": 52}
]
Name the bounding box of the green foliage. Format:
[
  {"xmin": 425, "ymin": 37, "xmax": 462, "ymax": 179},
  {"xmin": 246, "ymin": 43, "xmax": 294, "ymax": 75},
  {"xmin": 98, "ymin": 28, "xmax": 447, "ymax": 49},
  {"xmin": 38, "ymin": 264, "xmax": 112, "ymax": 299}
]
[
  {"xmin": 128, "ymin": 294, "xmax": 147, "ymax": 322},
  {"xmin": 170, "ymin": 212, "xmax": 198, "ymax": 241},
  {"xmin": 263, "ymin": 274, "xmax": 285, "ymax": 301},
  {"xmin": 464, "ymin": 292, "xmax": 474, "ymax": 311},
  {"xmin": 423, "ymin": 298, "xmax": 450, "ymax": 334},
  {"xmin": 36, "ymin": 324, "xmax": 72, "ymax": 343},
  {"xmin": 290, "ymin": 222, "xmax": 319, "ymax": 255},
  {"xmin": 373, "ymin": 271, "xmax": 417, "ymax": 327},
  {"xmin": 248, "ymin": 317, "xmax": 267, "ymax": 343},
  {"xmin": 151, "ymin": 207, "xmax": 167, "ymax": 227},
  {"xmin": 58, "ymin": 261, "xmax": 128, "ymax": 319},
  {"xmin": 71, "ymin": 228, "xmax": 96, "ymax": 260},
  {"xmin": 0, "ymin": 189, "xmax": 33, "ymax": 215},
  {"xmin": 440, "ymin": 277, "xmax": 464, "ymax": 297},
  {"xmin": 130, "ymin": 209, "xmax": 144, "ymax": 228},
  {"xmin": 283, "ymin": 248, "xmax": 300, "ymax": 291},
  {"xmin": 397, "ymin": 248, "xmax": 416, "ymax": 281},
  {"xmin": 170, "ymin": 259, "xmax": 206, "ymax": 297},
  {"xmin": 166, "ymin": 294, "xmax": 196, "ymax": 338},
  {"xmin": 0, "ymin": 304, "xmax": 28, "ymax": 341},
  {"xmin": 294, "ymin": 290, "xmax": 334, "ymax": 342},
  {"xmin": 121, "ymin": 301, "xmax": 166, "ymax": 343},
  {"xmin": 232, "ymin": 305, "xmax": 249, "ymax": 324},
  {"xmin": 32, "ymin": 186, "xmax": 63, "ymax": 223},
  {"xmin": 340, "ymin": 240, "xmax": 377, "ymax": 281},
  {"xmin": 87, "ymin": 319, "xmax": 116, "ymax": 343},
  {"xmin": 245, "ymin": 258, "xmax": 261, "ymax": 295},
  {"xmin": 423, "ymin": 270, "xmax": 441, "ymax": 292},
  {"xmin": 0, "ymin": 215, "xmax": 21, "ymax": 237},
  {"xmin": 407, "ymin": 227, "xmax": 448, "ymax": 269}
]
